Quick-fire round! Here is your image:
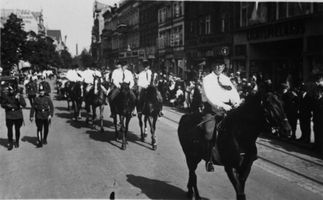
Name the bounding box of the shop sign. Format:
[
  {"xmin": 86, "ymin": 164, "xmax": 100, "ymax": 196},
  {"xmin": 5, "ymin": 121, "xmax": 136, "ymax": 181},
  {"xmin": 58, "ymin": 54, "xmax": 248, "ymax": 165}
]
[{"xmin": 247, "ymin": 21, "xmax": 305, "ymax": 41}]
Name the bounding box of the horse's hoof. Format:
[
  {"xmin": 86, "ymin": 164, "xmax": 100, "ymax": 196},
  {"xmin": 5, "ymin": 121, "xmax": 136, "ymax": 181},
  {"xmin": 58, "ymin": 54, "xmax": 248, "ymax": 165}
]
[
  {"xmin": 100, "ymin": 128, "xmax": 104, "ymax": 133},
  {"xmin": 141, "ymin": 137, "xmax": 145, "ymax": 142},
  {"xmin": 121, "ymin": 145, "xmax": 126, "ymax": 150},
  {"xmin": 152, "ymin": 145, "xmax": 157, "ymax": 151}
]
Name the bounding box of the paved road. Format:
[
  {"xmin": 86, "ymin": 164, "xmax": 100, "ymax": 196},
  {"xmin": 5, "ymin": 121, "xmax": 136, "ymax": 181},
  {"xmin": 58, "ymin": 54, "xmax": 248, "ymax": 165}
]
[{"xmin": 0, "ymin": 79, "xmax": 322, "ymax": 199}]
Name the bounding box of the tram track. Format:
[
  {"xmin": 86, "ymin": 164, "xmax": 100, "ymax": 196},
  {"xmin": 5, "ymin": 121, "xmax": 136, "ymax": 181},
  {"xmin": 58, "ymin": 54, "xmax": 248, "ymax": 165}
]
[{"xmin": 162, "ymin": 107, "xmax": 323, "ymax": 189}]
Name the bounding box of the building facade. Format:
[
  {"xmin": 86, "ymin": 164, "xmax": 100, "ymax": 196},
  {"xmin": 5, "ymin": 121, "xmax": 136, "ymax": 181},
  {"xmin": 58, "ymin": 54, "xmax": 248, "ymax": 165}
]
[
  {"xmin": 232, "ymin": 2, "xmax": 323, "ymax": 87},
  {"xmin": 157, "ymin": 1, "xmax": 185, "ymax": 76},
  {"xmin": 0, "ymin": 9, "xmax": 45, "ymax": 35},
  {"xmin": 138, "ymin": 1, "xmax": 159, "ymax": 72}
]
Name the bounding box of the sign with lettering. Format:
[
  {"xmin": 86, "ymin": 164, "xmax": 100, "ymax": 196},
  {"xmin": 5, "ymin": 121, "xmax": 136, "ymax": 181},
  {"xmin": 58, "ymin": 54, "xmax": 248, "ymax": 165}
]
[{"xmin": 247, "ymin": 21, "xmax": 305, "ymax": 41}]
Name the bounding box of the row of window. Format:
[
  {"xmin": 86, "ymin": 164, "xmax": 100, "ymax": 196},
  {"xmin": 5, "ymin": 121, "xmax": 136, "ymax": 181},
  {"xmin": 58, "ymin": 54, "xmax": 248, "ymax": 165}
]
[
  {"xmin": 240, "ymin": 2, "xmax": 321, "ymax": 27},
  {"xmin": 158, "ymin": 2, "xmax": 184, "ymax": 24},
  {"xmin": 158, "ymin": 25, "xmax": 183, "ymax": 49}
]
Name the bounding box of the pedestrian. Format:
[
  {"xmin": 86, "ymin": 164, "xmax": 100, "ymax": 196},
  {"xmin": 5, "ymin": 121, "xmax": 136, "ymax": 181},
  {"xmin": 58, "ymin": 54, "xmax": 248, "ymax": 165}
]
[
  {"xmin": 281, "ymin": 83, "xmax": 299, "ymax": 140},
  {"xmin": 312, "ymin": 74, "xmax": 323, "ymax": 155},
  {"xmin": 297, "ymin": 83, "xmax": 312, "ymax": 144},
  {"xmin": 1, "ymin": 85, "xmax": 26, "ymax": 150},
  {"xmin": 39, "ymin": 75, "xmax": 51, "ymax": 97},
  {"xmin": 25, "ymin": 76, "xmax": 38, "ymax": 107},
  {"xmin": 201, "ymin": 61, "xmax": 241, "ymax": 172},
  {"xmin": 30, "ymin": 85, "xmax": 54, "ymax": 148}
]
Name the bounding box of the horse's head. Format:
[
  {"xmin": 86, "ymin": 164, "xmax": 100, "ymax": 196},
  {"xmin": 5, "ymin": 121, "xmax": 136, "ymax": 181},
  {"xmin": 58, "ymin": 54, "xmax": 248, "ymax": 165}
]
[
  {"xmin": 261, "ymin": 92, "xmax": 291, "ymax": 137},
  {"xmin": 120, "ymin": 82, "xmax": 131, "ymax": 92}
]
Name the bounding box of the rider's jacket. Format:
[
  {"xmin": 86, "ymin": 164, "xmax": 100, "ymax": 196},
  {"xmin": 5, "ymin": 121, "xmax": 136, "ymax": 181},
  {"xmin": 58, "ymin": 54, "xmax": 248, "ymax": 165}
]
[
  {"xmin": 202, "ymin": 72, "xmax": 241, "ymax": 112},
  {"xmin": 111, "ymin": 68, "xmax": 134, "ymax": 89},
  {"xmin": 30, "ymin": 95, "xmax": 54, "ymax": 119},
  {"xmin": 137, "ymin": 69, "xmax": 152, "ymax": 89}
]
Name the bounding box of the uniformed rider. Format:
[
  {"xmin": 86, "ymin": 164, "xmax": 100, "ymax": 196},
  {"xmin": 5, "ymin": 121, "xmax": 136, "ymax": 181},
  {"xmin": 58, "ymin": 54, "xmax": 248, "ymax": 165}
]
[
  {"xmin": 30, "ymin": 85, "xmax": 54, "ymax": 148},
  {"xmin": 39, "ymin": 75, "xmax": 51, "ymax": 97},
  {"xmin": 201, "ymin": 61, "xmax": 241, "ymax": 172}
]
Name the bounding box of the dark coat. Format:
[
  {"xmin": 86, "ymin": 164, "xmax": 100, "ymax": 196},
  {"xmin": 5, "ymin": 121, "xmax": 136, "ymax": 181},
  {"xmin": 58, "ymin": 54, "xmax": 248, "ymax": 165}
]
[
  {"xmin": 30, "ymin": 95, "xmax": 54, "ymax": 119},
  {"xmin": 1, "ymin": 93, "xmax": 26, "ymax": 119}
]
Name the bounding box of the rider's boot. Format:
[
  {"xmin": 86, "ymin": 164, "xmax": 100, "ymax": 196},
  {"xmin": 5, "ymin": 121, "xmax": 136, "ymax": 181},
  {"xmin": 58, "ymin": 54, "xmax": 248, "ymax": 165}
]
[{"xmin": 205, "ymin": 141, "xmax": 215, "ymax": 172}]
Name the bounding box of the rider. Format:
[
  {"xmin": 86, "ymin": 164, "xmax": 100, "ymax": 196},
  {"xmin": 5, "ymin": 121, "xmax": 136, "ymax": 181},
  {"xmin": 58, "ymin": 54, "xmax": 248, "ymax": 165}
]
[
  {"xmin": 137, "ymin": 64, "xmax": 163, "ymax": 117},
  {"xmin": 107, "ymin": 62, "xmax": 136, "ymax": 117},
  {"xmin": 201, "ymin": 61, "xmax": 241, "ymax": 172}
]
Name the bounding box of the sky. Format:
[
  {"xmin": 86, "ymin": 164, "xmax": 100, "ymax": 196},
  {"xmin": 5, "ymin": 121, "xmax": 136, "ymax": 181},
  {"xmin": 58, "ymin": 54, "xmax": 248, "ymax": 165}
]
[{"xmin": 0, "ymin": 0, "xmax": 120, "ymax": 56}]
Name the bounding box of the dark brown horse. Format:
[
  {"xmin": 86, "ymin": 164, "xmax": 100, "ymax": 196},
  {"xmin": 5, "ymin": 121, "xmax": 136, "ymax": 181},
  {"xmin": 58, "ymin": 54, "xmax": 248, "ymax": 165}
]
[
  {"xmin": 178, "ymin": 91, "xmax": 291, "ymax": 200},
  {"xmin": 84, "ymin": 75, "xmax": 109, "ymax": 132},
  {"xmin": 136, "ymin": 85, "xmax": 162, "ymax": 150},
  {"xmin": 110, "ymin": 82, "xmax": 136, "ymax": 150},
  {"xmin": 69, "ymin": 81, "xmax": 85, "ymax": 121}
]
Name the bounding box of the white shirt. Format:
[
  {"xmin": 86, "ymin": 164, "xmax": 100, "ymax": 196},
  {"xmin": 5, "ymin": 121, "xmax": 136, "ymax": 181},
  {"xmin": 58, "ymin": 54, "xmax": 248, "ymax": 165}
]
[
  {"xmin": 111, "ymin": 68, "xmax": 134, "ymax": 89},
  {"xmin": 176, "ymin": 89, "xmax": 184, "ymax": 98},
  {"xmin": 137, "ymin": 69, "xmax": 152, "ymax": 88},
  {"xmin": 66, "ymin": 69, "xmax": 82, "ymax": 82},
  {"xmin": 202, "ymin": 72, "xmax": 241, "ymax": 111},
  {"xmin": 82, "ymin": 69, "xmax": 95, "ymax": 84}
]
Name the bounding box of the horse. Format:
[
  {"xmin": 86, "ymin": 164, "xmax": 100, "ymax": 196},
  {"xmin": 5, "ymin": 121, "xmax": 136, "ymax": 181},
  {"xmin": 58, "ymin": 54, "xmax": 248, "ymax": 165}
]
[
  {"xmin": 110, "ymin": 82, "xmax": 136, "ymax": 150},
  {"xmin": 69, "ymin": 81, "xmax": 85, "ymax": 121},
  {"xmin": 178, "ymin": 90, "xmax": 291, "ymax": 200},
  {"xmin": 188, "ymin": 84, "xmax": 203, "ymax": 113},
  {"xmin": 84, "ymin": 75, "xmax": 109, "ymax": 132},
  {"xmin": 64, "ymin": 81, "xmax": 73, "ymax": 110},
  {"xmin": 136, "ymin": 85, "xmax": 162, "ymax": 150}
]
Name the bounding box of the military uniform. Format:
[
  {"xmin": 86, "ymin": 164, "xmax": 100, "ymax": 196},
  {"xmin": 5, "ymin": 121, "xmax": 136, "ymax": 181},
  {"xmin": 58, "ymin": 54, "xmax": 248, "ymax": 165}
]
[
  {"xmin": 25, "ymin": 80, "xmax": 38, "ymax": 107},
  {"xmin": 1, "ymin": 90, "xmax": 26, "ymax": 150},
  {"xmin": 30, "ymin": 92, "xmax": 54, "ymax": 147}
]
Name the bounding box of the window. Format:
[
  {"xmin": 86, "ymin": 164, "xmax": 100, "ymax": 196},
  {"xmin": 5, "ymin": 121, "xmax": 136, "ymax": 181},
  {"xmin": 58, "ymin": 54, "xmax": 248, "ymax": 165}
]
[
  {"xmin": 199, "ymin": 18, "xmax": 204, "ymax": 35},
  {"xmin": 240, "ymin": 2, "xmax": 253, "ymax": 27},
  {"xmin": 173, "ymin": 1, "xmax": 183, "ymax": 17},
  {"xmin": 158, "ymin": 8, "xmax": 166, "ymax": 23},
  {"xmin": 205, "ymin": 15, "xmax": 211, "ymax": 34},
  {"xmin": 278, "ymin": 2, "xmax": 287, "ymax": 19}
]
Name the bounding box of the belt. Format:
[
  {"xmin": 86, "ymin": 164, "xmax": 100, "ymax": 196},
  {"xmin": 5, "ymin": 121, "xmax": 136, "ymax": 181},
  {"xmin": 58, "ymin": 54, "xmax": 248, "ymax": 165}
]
[
  {"xmin": 40, "ymin": 109, "xmax": 49, "ymax": 112},
  {"xmin": 10, "ymin": 108, "xmax": 20, "ymax": 111}
]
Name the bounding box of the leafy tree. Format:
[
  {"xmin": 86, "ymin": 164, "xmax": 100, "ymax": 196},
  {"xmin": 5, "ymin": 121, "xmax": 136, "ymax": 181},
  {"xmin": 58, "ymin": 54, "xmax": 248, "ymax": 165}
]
[
  {"xmin": 80, "ymin": 48, "xmax": 95, "ymax": 68},
  {"xmin": 1, "ymin": 13, "xmax": 27, "ymax": 74},
  {"xmin": 60, "ymin": 48, "xmax": 73, "ymax": 69},
  {"xmin": 23, "ymin": 33, "xmax": 61, "ymax": 71}
]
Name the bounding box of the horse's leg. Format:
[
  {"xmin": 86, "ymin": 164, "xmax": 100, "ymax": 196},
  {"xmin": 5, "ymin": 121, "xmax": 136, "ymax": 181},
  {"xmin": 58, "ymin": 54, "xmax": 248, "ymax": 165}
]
[
  {"xmin": 113, "ymin": 114, "xmax": 118, "ymax": 140},
  {"xmin": 100, "ymin": 105, "xmax": 104, "ymax": 133},
  {"xmin": 235, "ymin": 157, "xmax": 255, "ymax": 200},
  {"xmin": 120, "ymin": 116, "xmax": 126, "ymax": 150},
  {"xmin": 138, "ymin": 113, "xmax": 144, "ymax": 141},
  {"xmin": 77, "ymin": 100, "xmax": 82, "ymax": 119},
  {"xmin": 224, "ymin": 166, "xmax": 246, "ymax": 200},
  {"xmin": 144, "ymin": 115, "xmax": 148, "ymax": 137},
  {"xmin": 73, "ymin": 100, "xmax": 77, "ymax": 121},
  {"xmin": 147, "ymin": 116, "xmax": 156, "ymax": 150},
  {"xmin": 151, "ymin": 115, "xmax": 158, "ymax": 150},
  {"xmin": 85, "ymin": 101, "xmax": 90, "ymax": 124},
  {"xmin": 186, "ymin": 157, "xmax": 201, "ymax": 199},
  {"xmin": 125, "ymin": 116, "xmax": 131, "ymax": 145}
]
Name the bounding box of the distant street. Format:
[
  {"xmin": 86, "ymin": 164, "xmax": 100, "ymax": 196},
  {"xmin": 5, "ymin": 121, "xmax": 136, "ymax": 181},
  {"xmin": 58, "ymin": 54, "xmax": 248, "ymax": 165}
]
[{"xmin": 0, "ymin": 79, "xmax": 322, "ymax": 200}]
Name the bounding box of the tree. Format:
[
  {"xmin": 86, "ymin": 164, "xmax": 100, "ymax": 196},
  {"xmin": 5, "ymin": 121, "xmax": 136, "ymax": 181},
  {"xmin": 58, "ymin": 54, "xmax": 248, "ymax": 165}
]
[
  {"xmin": 1, "ymin": 13, "xmax": 27, "ymax": 74},
  {"xmin": 80, "ymin": 49, "xmax": 95, "ymax": 68},
  {"xmin": 23, "ymin": 33, "xmax": 61, "ymax": 71},
  {"xmin": 60, "ymin": 48, "xmax": 73, "ymax": 69}
]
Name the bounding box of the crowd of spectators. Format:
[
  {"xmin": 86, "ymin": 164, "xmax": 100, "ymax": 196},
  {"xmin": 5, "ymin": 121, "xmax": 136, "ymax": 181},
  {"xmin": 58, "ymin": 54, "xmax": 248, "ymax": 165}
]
[{"xmin": 154, "ymin": 69, "xmax": 323, "ymax": 156}]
